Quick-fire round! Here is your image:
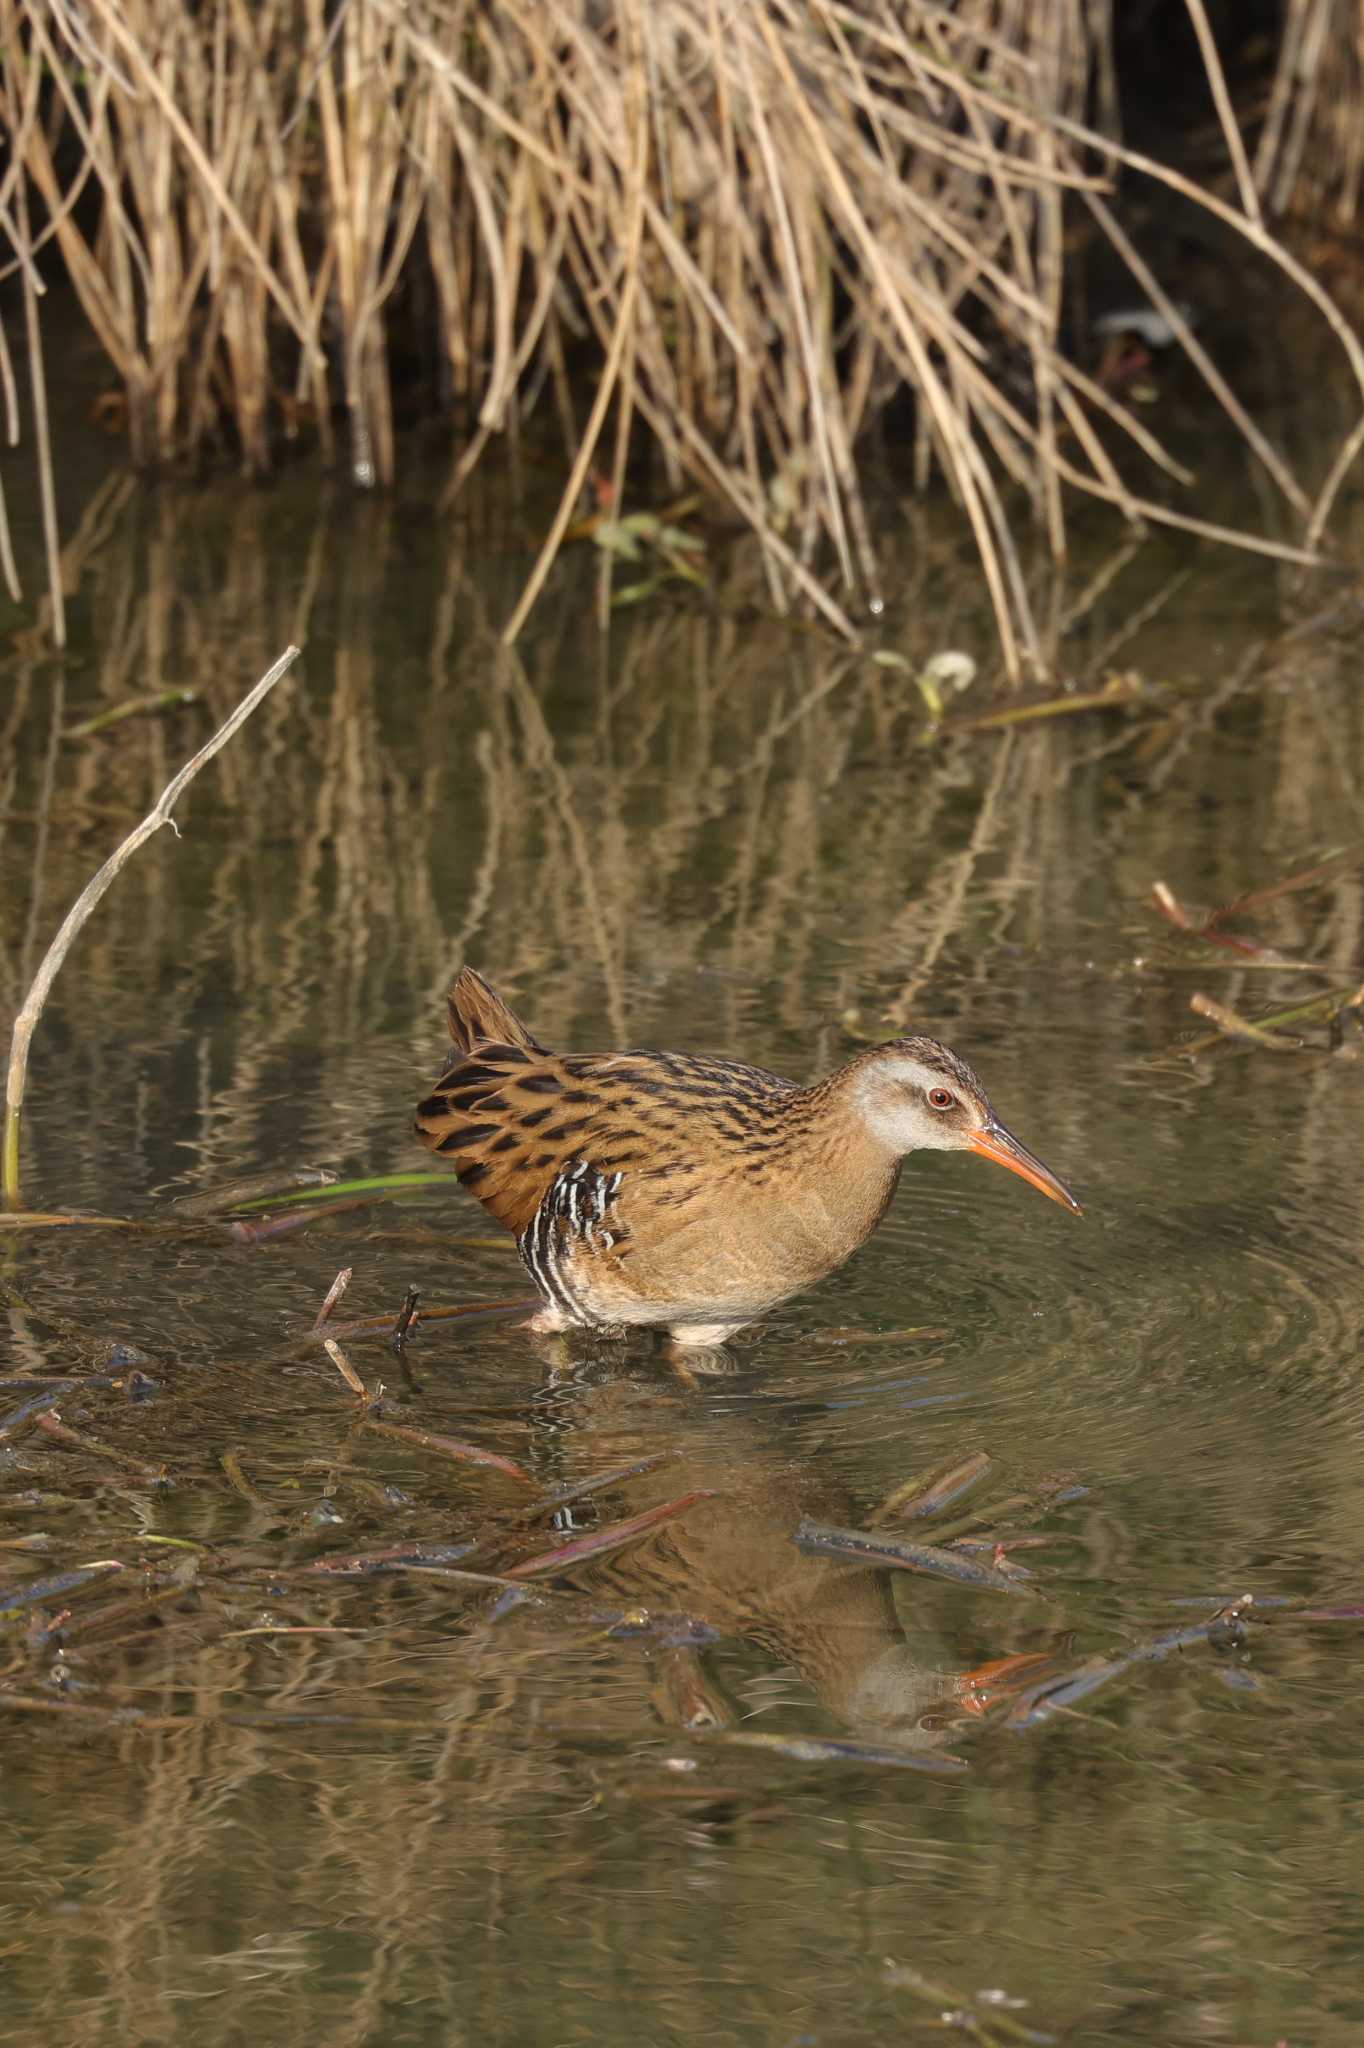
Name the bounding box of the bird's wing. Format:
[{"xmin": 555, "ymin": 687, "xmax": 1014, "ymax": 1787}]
[{"xmin": 415, "ymin": 1046, "xmax": 798, "ymax": 1241}]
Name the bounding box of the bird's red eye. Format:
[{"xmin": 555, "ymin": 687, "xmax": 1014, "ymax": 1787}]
[{"xmin": 928, "ymin": 1087, "xmax": 956, "ymax": 1110}]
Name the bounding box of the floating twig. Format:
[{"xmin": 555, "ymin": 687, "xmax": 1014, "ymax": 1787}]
[
  {"xmin": 507, "ymin": 1490, "xmax": 717, "ymax": 1578},
  {"xmin": 318, "ymin": 1298, "xmax": 536, "ymax": 1342},
  {"xmin": 931, "ymin": 1475, "xmax": 1087, "ymax": 1546},
  {"xmin": 1217, "ymin": 846, "xmax": 1363, "ymax": 920},
  {"xmin": 172, "ymin": 1168, "xmax": 339, "ymax": 1219},
  {"xmin": 883, "ymin": 1962, "xmax": 1055, "ymax": 2044},
  {"xmin": 313, "ymin": 1267, "xmax": 352, "ymax": 1331},
  {"xmin": 0, "ymin": 1212, "xmax": 157, "ymax": 1232},
  {"xmin": 56, "ymin": 1578, "xmax": 199, "ymax": 1642},
  {"xmin": 1151, "ymin": 879, "xmax": 1314, "ymax": 966},
  {"xmin": 794, "ymin": 1517, "xmax": 1032, "ymax": 1594},
  {"xmin": 528, "ymin": 1451, "xmax": 677, "ymax": 1517},
  {"xmin": 814, "ymin": 1324, "xmax": 949, "ymax": 1346},
  {"xmin": 3, "ymin": 647, "xmax": 300, "ymax": 1207},
  {"xmin": 1181, "ymin": 983, "xmax": 1363, "ymax": 1057},
  {"xmin": 1005, "ymin": 1597, "xmax": 1253, "ymax": 1727},
  {"xmin": 870, "ymin": 1450, "xmax": 992, "ymax": 1526},
  {"xmin": 323, "ymin": 1338, "xmax": 368, "ymax": 1399},
  {"xmin": 0, "ymin": 1374, "xmax": 119, "ymax": 1390},
  {"xmin": 938, "ymin": 676, "xmax": 1143, "ymax": 736},
  {"xmin": 390, "ymin": 1289, "xmax": 421, "ymax": 1351},
  {"xmin": 228, "ymin": 1197, "xmax": 372, "ymax": 1244},
  {"xmin": 0, "ymin": 1386, "xmax": 73, "ymax": 1437},
  {"xmin": 708, "ymin": 1731, "xmax": 967, "ymax": 1775},
  {"xmin": 307, "ymin": 1541, "xmax": 479, "ymax": 1576},
  {"xmin": 34, "ymin": 1411, "xmax": 165, "ymax": 1478},
  {"xmin": 0, "ymin": 1561, "xmax": 123, "ymax": 1618},
  {"xmin": 360, "ymin": 1418, "xmax": 533, "ymax": 1485},
  {"xmin": 1153, "ymin": 878, "xmax": 1219, "ymax": 935},
  {"xmin": 363, "ymin": 1563, "xmax": 541, "ymax": 1593},
  {"xmin": 224, "ymin": 1626, "xmax": 367, "ymax": 1640},
  {"xmin": 1188, "ymin": 992, "xmax": 1301, "ymax": 1050}
]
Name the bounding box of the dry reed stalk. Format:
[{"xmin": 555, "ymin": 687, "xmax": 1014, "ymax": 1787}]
[
  {"xmin": 3, "ymin": 0, "xmax": 1362, "ymax": 668},
  {"xmin": 1257, "ymin": 0, "xmax": 1364, "ymax": 223},
  {"xmin": 0, "ymin": 20, "xmax": 63, "ymax": 640}
]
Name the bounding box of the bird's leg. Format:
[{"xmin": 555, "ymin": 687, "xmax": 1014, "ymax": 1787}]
[
  {"xmin": 525, "ymin": 1302, "xmax": 573, "ymax": 1334},
  {"xmin": 664, "ymin": 1323, "xmax": 742, "ymax": 1381},
  {"xmin": 668, "ymin": 1320, "xmax": 747, "ymax": 1349}
]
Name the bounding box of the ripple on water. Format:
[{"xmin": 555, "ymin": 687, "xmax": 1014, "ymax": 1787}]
[{"xmin": 794, "ymin": 1137, "xmax": 1364, "ymax": 1570}]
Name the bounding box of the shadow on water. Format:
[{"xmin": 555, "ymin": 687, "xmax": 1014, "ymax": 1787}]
[{"xmin": 3, "ymin": 414, "xmax": 1364, "ymax": 2042}]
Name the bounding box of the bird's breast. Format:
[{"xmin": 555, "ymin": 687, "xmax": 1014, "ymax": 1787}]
[{"xmin": 608, "ymin": 1146, "xmax": 902, "ymax": 1313}]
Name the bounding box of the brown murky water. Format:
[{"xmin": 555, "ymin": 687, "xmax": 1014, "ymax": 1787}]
[{"xmin": 2, "ymin": 386, "xmax": 1364, "ymax": 2046}]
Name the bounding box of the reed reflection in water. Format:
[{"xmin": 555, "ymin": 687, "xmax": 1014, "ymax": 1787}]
[{"xmin": 1, "ymin": 460, "xmax": 1364, "ymax": 2044}]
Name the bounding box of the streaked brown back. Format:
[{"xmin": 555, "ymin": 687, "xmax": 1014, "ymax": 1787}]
[{"xmin": 414, "ymin": 971, "xmax": 802, "ymax": 1240}]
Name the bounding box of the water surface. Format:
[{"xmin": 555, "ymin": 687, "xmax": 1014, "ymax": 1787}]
[{"xmin": 2, "ymin": 422, "xmax": 1364, "ymax": 2046}]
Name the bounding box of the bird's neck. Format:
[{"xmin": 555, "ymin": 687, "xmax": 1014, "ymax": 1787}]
[
  {"xmin": 766, "ymin": 1070, "xmax": 903, "ymax": 1260},
  {"xmin": 790, "ymin": 1056, "xmax": 901, "ymax": 1162}
]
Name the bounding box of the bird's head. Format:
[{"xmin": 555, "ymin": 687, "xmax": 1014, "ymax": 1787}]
[{"xmin": 851, "ymin": 1037, "xmax": 1081, "ymax": 1213}]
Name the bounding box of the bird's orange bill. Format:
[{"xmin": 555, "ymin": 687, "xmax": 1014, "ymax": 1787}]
[{"xmin": 968, "ymin": 1122, "xmax": 1082, "ymax": 1213}]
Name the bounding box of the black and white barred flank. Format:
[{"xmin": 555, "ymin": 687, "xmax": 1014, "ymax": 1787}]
[{"xmin": 517, "ymin": 1158, "xmax": 625, "ymax": 1325}]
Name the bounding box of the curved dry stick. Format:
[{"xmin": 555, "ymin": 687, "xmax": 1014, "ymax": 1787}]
[
  {"xmin": 1183, "ymin": 0, "xmax": 1262, "ymax": 226},
  {"xmin": 2, "ymin": 646, "xmax": 301, "ymax": 1207},
  {"xmin": 1305, "ymin": 406, "xmax": 1364, "ymax": 555}
]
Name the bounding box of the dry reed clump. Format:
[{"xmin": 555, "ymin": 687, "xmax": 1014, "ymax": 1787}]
[{"xmin": 2, "ymin": 1, "xmax": 1364, "ymax": 672}]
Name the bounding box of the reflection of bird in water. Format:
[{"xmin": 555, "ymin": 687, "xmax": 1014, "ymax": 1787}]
[
  {"xmin": 634, "ymin": 1479, "xmax": 961, "ymax": 1751},
  {"xmin": 416, "ymin": 969, "xmax": 1080, "ymax": 1349},
  {"xmin": 524, "ymin": 1379, "xmax": 1053, "ymax": 1754}
]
